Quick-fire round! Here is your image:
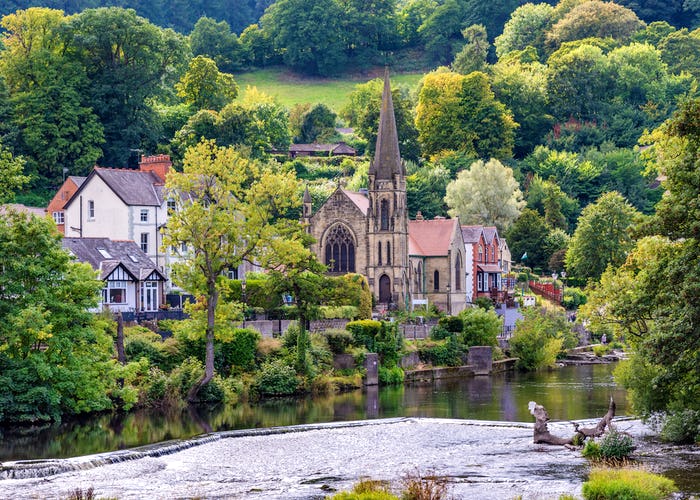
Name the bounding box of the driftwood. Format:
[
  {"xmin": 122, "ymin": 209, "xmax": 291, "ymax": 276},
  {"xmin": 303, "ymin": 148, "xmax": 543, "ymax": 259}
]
[{"xmin": 529, "ymin": 397, "xmax": 616, "ymax": 446}]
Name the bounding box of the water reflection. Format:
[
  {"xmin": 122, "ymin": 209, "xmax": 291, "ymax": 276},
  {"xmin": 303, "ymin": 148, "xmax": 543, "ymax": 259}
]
[{"xmin": 0, "ymin": 364, "xmax": 627, "ymax": 461}]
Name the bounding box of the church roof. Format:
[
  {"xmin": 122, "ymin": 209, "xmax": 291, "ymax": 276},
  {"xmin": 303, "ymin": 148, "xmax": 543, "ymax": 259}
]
[
  {"xmin": 408, "ymin": 218, "xmax": 459, "ymax": 257},
  {"xmin": 369, "ymin": 69, "xmax": 404, "ymax": 180},
  {"xmin": 342, "ymin": 189, "xmax": 369, "ymax": 215}
]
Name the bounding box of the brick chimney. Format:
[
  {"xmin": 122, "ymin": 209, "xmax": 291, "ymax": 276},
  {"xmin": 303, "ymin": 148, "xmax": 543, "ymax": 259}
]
[{"xmin": 139, "ymin": 154, "xmax": 171, "ymax": 183}]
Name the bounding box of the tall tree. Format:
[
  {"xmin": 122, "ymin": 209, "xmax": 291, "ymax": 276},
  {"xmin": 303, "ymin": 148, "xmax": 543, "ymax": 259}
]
[
  {"xmin": 505, "ymin": 208, "xmax": 551, "ymax": 270},
  {"xmin": 565, "ymin": 191, "xmax": 640, "ymax": 281},
  {"xmin": 495, "ymin": 3, "xmax": 555, "ymax": 60},
  {"xmin": 163, "ymin": 140, "xmax": 300, "ymax": 401},
  {"xmin": 452, "ymin": 24, "xmax": 489, "ymax": 75},
  {"xmin": 175, "ymin": 56, "xmax": 238, "ymax": 112},
  {"xmin": 65, "ymin": 7, "xmax": 188, "ymax": 167},
  {"xmin": 189, "ymin": 16, "xmax": 244, "ymax": 73},
  {"xmin": 444, "ymin": 158, "xmax": 525, "ymax": 232},
  {"xmin": 416, "ymin": 69, "xmax": 516, "ymax": 159},
  {"xmin": 0, "ymin": 211, "xmax": 117, "ymax": 423},
  {"xmin": 0, "ymin": 144, "xmax": 29, "ymax": 203}
]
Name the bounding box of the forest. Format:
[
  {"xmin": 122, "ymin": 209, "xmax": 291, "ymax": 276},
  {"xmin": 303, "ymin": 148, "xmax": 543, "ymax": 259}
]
[{"xmin": 0, "ymin": 0, "xmax": 699, "ymax": 442}]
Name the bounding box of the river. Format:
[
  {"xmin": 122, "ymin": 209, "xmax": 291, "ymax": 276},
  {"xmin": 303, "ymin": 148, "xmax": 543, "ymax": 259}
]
[{"xmin": 0, "ymin": 364, "xmax": 626, "ymax": 461}]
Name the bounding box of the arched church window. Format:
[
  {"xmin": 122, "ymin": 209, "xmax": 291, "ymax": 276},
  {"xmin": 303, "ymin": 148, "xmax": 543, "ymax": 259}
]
[
  {"xmin": 380, "ymin": 199, "xmax": 389, "ymax": 231},
  {"xmin": 378, "ymin": 242, "xmax": 382, "ymax": 265},
  {"xmin": 455, "ymin": 252, "xmax": 462, "ymax": 291},
  {"xmin": 416, "ymin": 262, "xmax": 422, "ymax": 291},
  {"xmin": 434, "ymin": 270, "xmax": 440, "ymax": 291},
  {"xmin": 325, "ymin": 224, "xmax": 355, "ymax": 273},
  {"xmin": 386, "ymin": 241, "xmax": 391, "ymax": 264}
]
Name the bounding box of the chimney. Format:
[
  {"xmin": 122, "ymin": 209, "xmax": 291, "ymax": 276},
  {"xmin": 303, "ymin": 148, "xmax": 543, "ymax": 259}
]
[
  {"xmin": 415, "ymin": 211, "xmax": 423, "ymax": 220},
  {"xmin": 139, "ymin": 154, "xmax": 172, "ymax": 183}
]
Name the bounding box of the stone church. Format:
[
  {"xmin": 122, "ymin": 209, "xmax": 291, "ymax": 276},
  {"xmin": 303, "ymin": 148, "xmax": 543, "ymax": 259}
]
[{"xmin": 304, "ymin": 72, "xmax": 467, "ymax": 314}]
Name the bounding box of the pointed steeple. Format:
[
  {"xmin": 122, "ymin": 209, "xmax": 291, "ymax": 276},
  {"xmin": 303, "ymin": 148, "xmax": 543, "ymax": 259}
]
[
  {"xmin": 370, "ymin": 68, "xmax": 403, "ymax": 180},
  {"xmin": 303, "ymin": 185, "xmax": 312, "ymax": 204}
]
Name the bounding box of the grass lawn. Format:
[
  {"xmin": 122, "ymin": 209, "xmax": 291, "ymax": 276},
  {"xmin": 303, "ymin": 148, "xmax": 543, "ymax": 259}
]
[{"xmin": 235, "ymin": 67, "xmax": 425, "ymax": 111}]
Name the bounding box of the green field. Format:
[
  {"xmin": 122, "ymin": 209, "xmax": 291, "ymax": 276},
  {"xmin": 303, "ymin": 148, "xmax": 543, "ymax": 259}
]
[{"xmin": 236, "ymin": 67, "xmax": 425, "ymax": 111}]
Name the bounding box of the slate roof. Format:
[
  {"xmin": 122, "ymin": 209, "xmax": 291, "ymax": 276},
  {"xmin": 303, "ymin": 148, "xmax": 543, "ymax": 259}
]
[
  {"xmin": 370, "ymin": 69, "xmax": 404, "ymax": 180},
  {"xmin": 67, "ymin": 167, "xmax": 165, "ymax": 208},
  {"xmin": 68, "ymin": 176, "xmax": 87, "ymax": 187},
  {"xmin": 408, "ymin": 218, "xmax": 459, "ymax": 256},
  {"xmin": 461, "ymin": 225, "xmax": 484, "ymax": 244},
  {"xmin": 290, "ymin": 142, "xmax": 356, "ymax": 155},
  {"xmin": 483, "ymin": 226, "xmax": 499, "ymax": 244},
  {"xmin": 63, "ymin": 237, "xmax": 165, "ymax": 281}
]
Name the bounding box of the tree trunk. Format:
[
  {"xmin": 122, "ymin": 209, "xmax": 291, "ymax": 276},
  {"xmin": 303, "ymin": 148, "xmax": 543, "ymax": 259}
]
[
  {"xmin": 187, "ymin": 284, "xmax": 218, "ymax": 403},
  {"xmin": 529, "ymin": 398, "xmax": 616, "ymax": 445}
]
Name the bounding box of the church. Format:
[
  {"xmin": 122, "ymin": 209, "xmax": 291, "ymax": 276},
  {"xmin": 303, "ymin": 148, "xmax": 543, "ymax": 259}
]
[{"xmin": 303, "ymin": 72, "xmax": 468, "ymax": 315}]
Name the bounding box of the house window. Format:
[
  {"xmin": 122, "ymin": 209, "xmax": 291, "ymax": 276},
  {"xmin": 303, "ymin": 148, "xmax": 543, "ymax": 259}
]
[
  {"xmin": 140, "ymin": 232, "xmax": 149, "ymax": 253},
  {"xmin": 52, "ymin": 211, "xmax": 65, "ymax": 224},
  {"xmin": 324, "ymin": 224, "xmax": 355, "ymax": 273},
  {"xmin": 478, "ymin": 272, "xmax": 485, "ymax": 292},
  {"xmin": 380, "ymin": 199, "xmax": 389, "ymax": 231},
  {"xmin": 455, "ymin": 253, "xmax": 461, "ymax": 291},
  {"xmin": 478, "ymin": 245, "xmax": 483, "ymax": 262},
  {"xmin": 434, "ymin": 270, "xmax": 440, "ymax": 291},
  {"xmin": 167, "ymin": 198, "xmax": 176, "ymax": 214},
  {"xmin": 386, "ymin": 242, "xmax": 391, "ymax": 264},
  {"xmin": 140, "ymin": 209, "xmax": 149, "ymax": 222},
  {"xmin": 87, "ymin": 200, "xmax": 95, "ymax": 220},
  {"xmin": 103, "ymin": 281, "xmax": 127, "ymax": 304}
]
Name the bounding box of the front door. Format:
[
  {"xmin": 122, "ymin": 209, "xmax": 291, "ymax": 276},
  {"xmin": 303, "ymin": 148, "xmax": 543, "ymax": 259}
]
[
  {"xmin": 141, "ymin": 281, "xmax": 159, "ymax": 311},
  {"xmin": 379, "ymin": 274, "xmax": 391, "ymax": 303}
]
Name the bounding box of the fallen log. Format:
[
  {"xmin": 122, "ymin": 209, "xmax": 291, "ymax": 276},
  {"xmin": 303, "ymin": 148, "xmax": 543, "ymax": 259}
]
[{"xmin": 529, "ymin": 397, "xmax": 616, "ymax": 445}]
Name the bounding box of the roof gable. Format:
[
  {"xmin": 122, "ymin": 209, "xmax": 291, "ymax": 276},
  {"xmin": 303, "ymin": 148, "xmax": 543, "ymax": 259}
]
[{"xmin": 409, "ymin": 218, "xmax": 459, "ymax": 256}]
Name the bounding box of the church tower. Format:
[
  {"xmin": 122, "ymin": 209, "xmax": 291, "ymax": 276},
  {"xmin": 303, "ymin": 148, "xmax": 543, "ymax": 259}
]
[{"xmin": 367, "ymin": 69, "xmax": 410, "ymax": 308}]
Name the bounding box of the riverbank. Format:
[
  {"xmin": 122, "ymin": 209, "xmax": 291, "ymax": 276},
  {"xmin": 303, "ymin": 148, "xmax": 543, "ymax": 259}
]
[{"xmin": 0, "ymin": 417, "xmax": 671, "ymax": 500}]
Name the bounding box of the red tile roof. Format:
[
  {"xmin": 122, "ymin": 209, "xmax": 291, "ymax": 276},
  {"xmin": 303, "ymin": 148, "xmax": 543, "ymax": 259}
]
[{"xmin": 408, "ymin": 218, "xmax": 458, "ymax": 256}]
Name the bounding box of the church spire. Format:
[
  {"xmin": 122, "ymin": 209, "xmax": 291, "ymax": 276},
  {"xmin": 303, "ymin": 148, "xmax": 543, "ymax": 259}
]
[{"xmin": 370, "ymin": 68, "xmax": 403, "ymax": 180}]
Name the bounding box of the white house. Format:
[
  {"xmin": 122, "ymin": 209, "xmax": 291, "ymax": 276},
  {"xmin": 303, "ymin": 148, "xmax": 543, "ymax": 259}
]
[{"xmin": 63, "ymin": 237, "xmax": 166, "ymax": 312}]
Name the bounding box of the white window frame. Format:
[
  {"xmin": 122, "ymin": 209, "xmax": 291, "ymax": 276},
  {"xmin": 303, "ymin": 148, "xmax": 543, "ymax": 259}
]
[
  {"xmin": 140, "ymin": 232, "xmax": 149, "ymax": 254},
  {"xmin": 87, "ymin": 200, "xmax": 95, "ymax": 220},
  {"xmin": 52, "ymin": 211, "xmax": 65, "ymax": 224},
  {"xmin": 140, "ymin": 209, "xmax": 149, "ymax": 222},
  {"xmin": 103, "ymin": 281, "xmax": 128, "ymax": 304}
]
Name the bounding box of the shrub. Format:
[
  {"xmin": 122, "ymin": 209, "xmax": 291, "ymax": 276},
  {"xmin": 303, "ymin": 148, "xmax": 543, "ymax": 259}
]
[
  {"xmin": 562, "ymin": 286, "xmax": 587, "ymax": 309},
  {"xmin": 598, "ymin": 429, "xmax": 635, "ymax": 460},
  {"xmin": 379, "ymin": 365, "xmax": 405, "ymax": 385},
  {"xmin": 329, "ymin": 478, "xmax": 397, "ymax": 500},
  {"xmin": 401, "ymin": 470, "xmax": 450, "ymax": 500},
  {"xmin": 429, "ymin": 324, "xmax": 451, "ymax": 341},
  {"xmin": 256, "ymin": 337, "xmax": 283, "ymax": 361},
  {"xmin": 323, "ymin": 328, "xmax": 354, "ymax": 354},
  {"xmin": 219, "ymin": 328, "xmax": 261, "ymax": 374},
  {"xmin": 582, "ymin": 467, "xmax": 676, "ymax": 500},
  {"xmin": 320, "ymin": 305, "xmax": 359, "ymax": 319},
  {"xmin": 438, "ymin": 315, "xmax": 463, "ymax": 333},
  {"xmin": 459, "ymin": 307, "xmax": 501, "ymax": 347},
  {"xmin": 374, "ymin": 322, "xmax": 403, "ymax": 368},
  {"xmin": 256, "ymin": 360, "xmax": 299, "ymax": 396},
  {"xmin": 474, "ymin": 296, "xmax": 494, "ymax": 310},
  {"xmin": 418, "ymin": 336, "xmax": 463, "ymax": 367},
  {"xmin": 346, "ymin": 319, "xmax": 382, "ymax": 351},
  {"xmin": 509, "ymin": 313, "xmax": 563, "ymax": 371},
  {"xmin": 592, "ymin": 344, "xmax": 611, "ymax": 357},
  {"xmin": 660, "ymin": 409, "xmax": 700, "ymax": 444},
  {"xmin": 581, "ymin": 440, "xmax": 601, "ymax": 461}
]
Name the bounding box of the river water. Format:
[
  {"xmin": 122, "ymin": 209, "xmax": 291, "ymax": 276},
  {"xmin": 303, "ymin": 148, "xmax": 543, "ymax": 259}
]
[{"xmin": 0, "ymin": 364, "xmax": 626, "ymax": 461}]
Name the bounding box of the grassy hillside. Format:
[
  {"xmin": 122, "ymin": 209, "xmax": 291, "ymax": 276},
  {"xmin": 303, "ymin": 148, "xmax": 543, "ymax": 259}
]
[{"xmin": 236, "ymin": 68, "xmax": 425, "ymax": 111}]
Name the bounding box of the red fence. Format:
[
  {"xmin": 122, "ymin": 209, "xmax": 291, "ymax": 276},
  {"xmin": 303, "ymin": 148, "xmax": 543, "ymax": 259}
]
[{"xmin": 529, "ymin": 281, "xmax": 562, "ymax": 304}]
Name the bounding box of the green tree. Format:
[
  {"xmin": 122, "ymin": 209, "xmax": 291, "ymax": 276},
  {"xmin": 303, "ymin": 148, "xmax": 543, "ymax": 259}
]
[
  {"xmin": 0, "ymin": 8, "xmax": 104, "ymax": 189},
  {"xmin": 458, "ymin": 306, "xmax": 501, "ymax": 347},
  {"xmin": 0, "ymin": 144, "xmax": 29, "ymax": 203},
  {"xmin": 66, "ymin": 7, "xmax": 188, "ymax": 167},
  {"xmin": 510, "ymin": 307, "xmax": 572, "ymax": 371},
  {"xmin": 0, "ymin": 211, "xmax": 117, "ymax": 422},
  {"xmin": 175, "ymin": 56, "xmax": 238, "ymax": 111},
  {"xmin": 396, "ymin": 0, "xmax": 437, "ymax": 47},
  {"xmin": 261, "ymin": 0, "xmax": 347, "ymax": 76},
  {"xmin": 418, "ymin": 0, "xmax": 466, "ymax": 64},
  {"xmin": 445, "ymin": 158, "xmax": 525, "ymax": 232},
  {"xmin": 525, "ymin": 175, "xmax": 580, "ymax": 231},
  {"xmin": 296, "ymin": 103, "xmax": 337, "ymax": 144},
  {"xmin": 565, "ymin": 191, "xmax": 640, "ymax": 281},
  {"xmin": 546, "ymin": 0, "xmax": 645, "ymax": 52},
  {"xmin": 658, "ymin": 28, "xmax": 700, "ymax": 81},
  {"xmin": 494, "ymin": 2, "xmax": 554, "ymax": 60},
  {"xmin": 452, "ymin": 24, "xmax": 489, "ymax": 75},
  {"xmin": 416, "ymin": 69, "xmax": 516, "ymax": 159},
  {"xmin": 189, "ymin": 16, "xmax": 244, "ymax": 73},
  {"xmin": 163, "ymin": 139, "xmax": 300, "ymax": 401},
  {"xmin": 505, "ymin": 208, "xmax": 551, "ymax": 269},
  {"xmin": 406, "ymin": 161, "xmax": 450, "ymax": 218}
]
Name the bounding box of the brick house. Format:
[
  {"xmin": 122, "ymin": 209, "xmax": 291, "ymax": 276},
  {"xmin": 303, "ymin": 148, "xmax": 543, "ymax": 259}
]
[{"xmin": 47, "ymin": 176, "xmax": 86, "ymax": 234}]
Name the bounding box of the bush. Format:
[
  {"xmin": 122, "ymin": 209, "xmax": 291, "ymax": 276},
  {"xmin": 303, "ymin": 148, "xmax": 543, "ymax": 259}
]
[
  {"xmin": 438, "ymin": 316, "xmax": 463, "ymax": 333},
  {"xmin": 592, "ymin": 344, "xmax": 611, "ymax": 357},
  {"xmin": 323, "ymin": 328, "xmax": 354, "ymax": 354},
  {"xmin": 429, "ymin": 324, "xmax": 450, "ymax": 340},
  {"xmin": 379, "ymin": 365, "xmax": 405, "ymax": 385},
  {"xmin": 219, "ymin": 328, "xmax": 261, "ymax": 374},
  {"xmin": 581, "ymin": 440, "xmax": 601, "ymax": 460},
  {"xmin": 509, "ymin": 310, "xmax": 564, "ymax": 371},
  {"xmin": 320, "ymin": 305, "xmax": 359, "ymax": 319},
  {"xmin": 374, "ymin": 322, "xmax": 403, "ymax": 368},
  {"xmin": 660, "ymin": 409, "xmax": 700, "ymax": 444},
  {"xmin": 474, "ymin": 296, "xmax": 494, "ymax": 310},
  {"xmin": 459, "ymin": 307, "xmax": 501, "ymax": 347},
  {"xmin": 562, "ymin": 286, "xmax": 587, "ymax": 309},
  {"xmin": 598, "ymin": 429, "xmax": 635, "ymax": 460},
  {"xmin": 582, "ymin": 467, "xmax": 676, "ymax": 500},
  {"xmin": 346, "ymin": 319, "xmax": 382, "ymax": 351},
  {"xmin": 329, "ymin": 478, "xmax": 397, "ymax": 500},
  {"xmin": 418, "ymin": 336, "xmax": 463, "ymax": 367},
  {"xmin": 256, "ymin": 360, "xmax": 299, "ymax": 396},
  {"xmin": 401, "ymin": 470, "xmax": 450, "ymax": 500}
]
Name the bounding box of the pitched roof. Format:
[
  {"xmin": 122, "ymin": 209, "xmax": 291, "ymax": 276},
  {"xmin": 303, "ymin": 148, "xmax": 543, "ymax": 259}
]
[
  {"xmin": 342, "ymin": 189, "xmax": 369, "ymax": 215},
  {"xmin": 68, "ymin": 176, "xmax": 87, "ymax": 187},
  {"xmin": 409, "ymin": 218, "xmax": 459, "ymax": 256},
  {"xmin": 0, "ymin": 204, "xmax": 46, "ymax": 217},
  {"xmin": 62, "ymin": 237, "xmax": 164, "ymax": 281},
  {"xmin": 93, "ymin": 167, "xmax": 165, "ymax": 206},
  {"xmin": 483, "ymin": 226, "xmax": 499, "ymax": 244},
  {"xmin": 461, "ymin": 225, "xmax": 484, "ymax": 244},
  {"xmin": 290, "ymin": 142, "xmax": 356, "ymax": 154},
  {"xmin": 370, "ymin": 69, "xmax": 404, "ymax": 180}
]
